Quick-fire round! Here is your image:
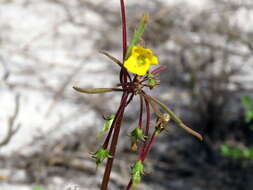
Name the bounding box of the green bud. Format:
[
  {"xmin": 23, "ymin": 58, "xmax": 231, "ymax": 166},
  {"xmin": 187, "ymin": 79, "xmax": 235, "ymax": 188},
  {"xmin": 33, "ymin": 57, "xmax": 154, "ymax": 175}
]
[
  {"xmin": 131, "ymin": 128, "xmax": 146, "ymax": 142},
  {"xmin": 130, "ymin": 128, "xmax": 145, "ymax": 152},
  {"xmin": 91, "ymin": 148, "xmax": 112, "ymax": 169},
  {"xmin": 132, "ymin": 172, "xmax": 141, "ymax": 187},
  {"xmin": 131, "ymin": 160, "xmax": 145, "ymax": 188},
  {"xmin": 147, "ymin": 74, "xmax": 157, "ymax": 88},
  {"xmin": 148, "ymin": 79, "xmax": 157, "ymax": 86},
  {"xmin": 130, "ymin": 141, "xmax": 138, "ymax": 152},
  {"xmin": 97, "ymin": 114, "xmax": 115, "ymax": 138}
]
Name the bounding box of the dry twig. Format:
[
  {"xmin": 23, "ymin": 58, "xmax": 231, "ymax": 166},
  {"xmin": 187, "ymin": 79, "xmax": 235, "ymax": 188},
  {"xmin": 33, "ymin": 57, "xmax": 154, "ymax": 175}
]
[{"xmin": 0, "ymin": 94, "xmax": 21, "ymax": 147}]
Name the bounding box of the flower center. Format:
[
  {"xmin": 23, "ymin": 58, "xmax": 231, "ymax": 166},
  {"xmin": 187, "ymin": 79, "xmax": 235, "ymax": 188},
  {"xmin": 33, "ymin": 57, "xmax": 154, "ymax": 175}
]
[{"xmin": 137, "ymin": 56, "xmax": 146, "ymax": 67}]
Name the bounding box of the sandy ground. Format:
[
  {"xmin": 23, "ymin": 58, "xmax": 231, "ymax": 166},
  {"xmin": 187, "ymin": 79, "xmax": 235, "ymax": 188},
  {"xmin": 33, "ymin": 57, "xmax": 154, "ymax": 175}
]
[{"xmin": 0, "ymin": 0, "xmax": 215, "ymax": 156}]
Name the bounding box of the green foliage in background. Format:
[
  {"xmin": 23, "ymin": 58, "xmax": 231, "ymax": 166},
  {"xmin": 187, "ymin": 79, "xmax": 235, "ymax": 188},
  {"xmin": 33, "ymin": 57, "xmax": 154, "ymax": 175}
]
[
  {"xmin": 220, "ymin": 96, "xmax": 253, "ymax": 160},
  {"xmin": 220, "ymin": 145, "xmax": 253, "ymax": 159},
  {"xmin": 32, "ymin": 186, "xmax": 43, "ymax": 190},
  {"xmin": 241, "ymin": 96, "xmax": 253, "ymax": 130}
]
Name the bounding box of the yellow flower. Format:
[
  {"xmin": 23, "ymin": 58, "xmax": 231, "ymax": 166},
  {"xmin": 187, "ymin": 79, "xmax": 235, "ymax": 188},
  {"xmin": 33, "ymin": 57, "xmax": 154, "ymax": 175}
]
[{"xmin": 124, "ymin": 46, "xmax": 158, "ymax": 76}]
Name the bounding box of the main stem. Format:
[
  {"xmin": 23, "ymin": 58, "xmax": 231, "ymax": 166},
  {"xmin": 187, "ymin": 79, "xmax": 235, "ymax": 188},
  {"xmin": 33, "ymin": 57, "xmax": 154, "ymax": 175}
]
[
  {"xmin": 125, "ymin": 180, "xmax": 132, "ymax": 190},
  {"xmin": 101, "ymin": 2, "xmax": 128, "ymax": 189},
  {"xmin": 119, "ymin": 0, "xmax": 128, "ymax": 84},
  {"xmin": 100, "ymin": 92, "xmax": 129, "ymax": 190},
  {"xmin": 121, "ymin": 0, "xmax": 127, "ymax": 59}
]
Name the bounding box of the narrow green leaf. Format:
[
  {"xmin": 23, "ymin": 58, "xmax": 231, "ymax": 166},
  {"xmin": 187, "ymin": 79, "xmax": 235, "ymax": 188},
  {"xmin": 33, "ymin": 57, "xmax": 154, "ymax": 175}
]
[
  {"xmin": 126, "ymin": 13, "xmax": 149, "ymax": 59},
  {"xmin": 73, "ymin": 87, "xmax": 122, "ymax": 94},
  {"xmin": 99, "ymin": 51, "xmax": 123, "ymax": 68},
  {"xmin": 144, "ymin": 94, "xmax": 203, "ymax": 140}
]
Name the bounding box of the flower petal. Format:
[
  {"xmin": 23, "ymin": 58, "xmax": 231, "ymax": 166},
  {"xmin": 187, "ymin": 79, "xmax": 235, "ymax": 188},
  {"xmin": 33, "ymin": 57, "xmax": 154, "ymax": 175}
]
[
  {"xmin": 150, "ymin": 55, "xmax": 158, "ymax": 65},
  {"xmin": 124, "ymin": 56, "xmax": 150, "ymax": 76},
  {"xmin": 132, "ymin": 46, "xmax": 141, "ymax": 55},
  {"xmin": 124, "ymin": 46, "xmax": 159, "ymax": 75}
]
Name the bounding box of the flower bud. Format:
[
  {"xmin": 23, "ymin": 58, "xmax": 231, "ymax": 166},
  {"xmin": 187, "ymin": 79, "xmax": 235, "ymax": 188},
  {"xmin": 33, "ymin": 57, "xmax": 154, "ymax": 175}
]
[
  {"xmin": 130, "ymin": 128, "xmax": 146, "ymax": 151},
  {"xmin": 147, "ymin": 73, "xmax": 158, "ymax": 89},
  {"xmin": 131, "ymin": 160, "xmax": 145, "ymax": 188},
  {"xmin": 130, "ymin": 142, "xmax": 138, "ymax": 152},
  {"xmin": 97, "ymin": 114, "xmax": 115, "ymax": 138},
  {"xmin": 131, "ymin": 128, "xmax": 146, "ymax": 142},
  {"xmin": 91, "ymin": 148, "xmax": 112, "ymax": 169}
]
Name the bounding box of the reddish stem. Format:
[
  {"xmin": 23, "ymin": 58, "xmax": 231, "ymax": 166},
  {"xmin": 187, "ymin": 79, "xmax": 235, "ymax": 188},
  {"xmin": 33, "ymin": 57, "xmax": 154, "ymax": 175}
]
[
  {"xmin": 100, "ymin": 92, "xmax": 129, "ymax": 190},
  {"xmin": 139, "ymin": 98, "xmax": 150, "ymax": 160},
  {"xmin": 120, "ymin": 0, "xmax": 127, "ymax": 59},
  {"xmin": 126, "ymin": 93, "xmax": 135, "ymax": 106},
  {"xmin": 102, "ymin": 94, "xmax": 128, "ymax": 149},
  {"xmin": 101, "ymin": 1, "xmax": 131, "ymax": 189},
  {"xmin": 125, "ymin": 180, "xmax": 132, "ymax": 190},
  {"xmin": 141, "ymin": 130, "xmax": 156, "ymax": 161},
  {"xmin": 119, "ymin": 0, "xmax": 128, "ymax": 84},
  {"xmin": 125, "ymin": 99, "xmax": 153, "ymax": 189},
  {"xmin": 138, "ymin": 95, "xmax": 144, "ymax": 129},
  {"xmin": 151, "ymin": 65, "xmax": 168, "ymax": 75},
  {"xmin": 143, "ymin": 84, "xmax": 153, "ymax": 88},
  {"xmin": 144, "ymin": 99, "xmax": 150, "ymax": 136}
]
